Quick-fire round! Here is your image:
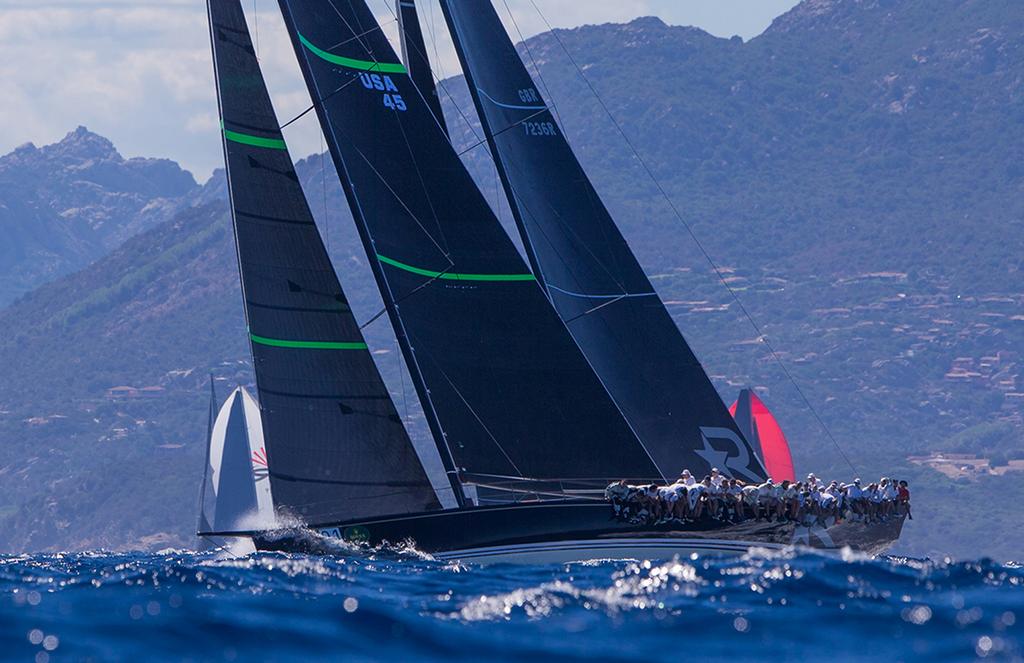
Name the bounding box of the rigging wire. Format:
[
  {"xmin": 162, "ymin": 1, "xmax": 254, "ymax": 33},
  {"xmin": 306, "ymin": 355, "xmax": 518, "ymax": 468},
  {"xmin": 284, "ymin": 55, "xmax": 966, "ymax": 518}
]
[
  {"xmin": 524, "ymin": 0, "xmax": 858, "ymax": 475},
  {"xmin": 314, "ymin": 4, "xmax": 521, "ymax": 481},
  {"xmin": 358, "ymin": 263, "xmax": 455, "ymax": 330},
  {"xmin": 321, "ymin": 132, "xmax": 329, "ymax": 253},
  {"xmin": 454, "ymin": 107, "xmax": 547, "ymax": 156},
  {"xmin": 252, "ymin": 0, "xmax": 260, "ymax": 59},
  {"xmin": 278, "ymin": 19, "xmax": 403, "ymax": 131},
  {"xmin": 375, "ymin": 0, "xmax": 486, "ymax": 146},
  {"xmin": 426, "ymin": 353, "xmax": 525, "ymax": 478},
  {"xmin": 498, "ymin": 0, "xmax": 564, "ymax": 128},
  {"xmin": 427, "ymin": 0, "xmax": 443, "ymax": 84},
  {"xmin": 422, "ymin": 4, "xmax": 642, "ymax": 309},
  {"xmin": 379, "ymin": 0, "xmax": 517, "ymax": 229},
  {"xmin": 285, "ymin": 0, "xmax": 463, "ymax": 332},
  {"xmin": 280, "ymin": 74, "xmax": 365, "ymax": 130},
  {"xmin": 291, "ymin": 1, "xmax": 456, "ymax": 259},
  {"xmin": 398, "ymin": 338, "xmax": 410, "ymax": 424}
]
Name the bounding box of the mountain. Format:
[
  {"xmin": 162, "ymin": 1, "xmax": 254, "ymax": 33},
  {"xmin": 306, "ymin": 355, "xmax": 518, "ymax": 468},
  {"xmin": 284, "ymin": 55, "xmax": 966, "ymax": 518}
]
[
  {"xmin": 0, "ymin": 127, "xmax": 198, "ymax": 306},
  {"xmin": 0, "ymin": 0, "xmax": 1021, "ymax": 558},
  {"xmin": 0, "ymin": 160, "xmax": 416, "ymax": 552},
  {"xmin": 449, "ymin": 0, "xmax": 1024, "ymax": 293}
]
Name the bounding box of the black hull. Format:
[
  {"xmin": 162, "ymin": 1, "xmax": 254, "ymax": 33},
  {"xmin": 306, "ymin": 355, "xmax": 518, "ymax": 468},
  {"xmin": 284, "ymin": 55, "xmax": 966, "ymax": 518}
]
[{"xmin": 249, "ymin": 501, "xmax": 905, "ymax": 564}]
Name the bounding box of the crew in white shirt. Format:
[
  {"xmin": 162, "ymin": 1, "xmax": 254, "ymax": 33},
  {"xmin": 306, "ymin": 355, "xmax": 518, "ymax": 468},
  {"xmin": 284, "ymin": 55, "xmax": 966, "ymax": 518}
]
[{"xmin": 603, "ymin": 474, "xmax": 910, "ymax": 526}]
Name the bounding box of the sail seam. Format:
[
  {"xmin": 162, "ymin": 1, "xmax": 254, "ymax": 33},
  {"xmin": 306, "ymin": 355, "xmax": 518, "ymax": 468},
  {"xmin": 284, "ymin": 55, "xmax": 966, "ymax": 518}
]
[
  {"xmin": 259, "ymin": 387, "xmax": 391, "ymax": 401},
  {"xmin": 246, "ymin": 300, "xmax": 350, "ymax": 314},
  {"xmin": 376, "ymin": 254, "xmax": 535, "ymax": 282},
  {"xmin": 298, "ymin": 33, "xmax": 407, "ymax": 73},
  {"xmin": 250, "ymin": 333, "xmax": 368, "ymax": 350},
  {"xmin": 547, "ymin": 284, "xmax": 658, "ymax": 300}
]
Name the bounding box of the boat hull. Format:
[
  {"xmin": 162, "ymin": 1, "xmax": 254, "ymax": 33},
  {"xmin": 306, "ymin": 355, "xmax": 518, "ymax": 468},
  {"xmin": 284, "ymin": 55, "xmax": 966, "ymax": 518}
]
[{"xmin": 249, "ymin": 501, "xmax": 905, "ymax": 565}]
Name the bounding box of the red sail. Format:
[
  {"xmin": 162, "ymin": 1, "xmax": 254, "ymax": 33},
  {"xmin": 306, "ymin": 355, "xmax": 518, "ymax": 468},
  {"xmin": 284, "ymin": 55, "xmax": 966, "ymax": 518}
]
[{"xmin": 730, "ymin": 390, "xmax": 796, "ymax": 483}]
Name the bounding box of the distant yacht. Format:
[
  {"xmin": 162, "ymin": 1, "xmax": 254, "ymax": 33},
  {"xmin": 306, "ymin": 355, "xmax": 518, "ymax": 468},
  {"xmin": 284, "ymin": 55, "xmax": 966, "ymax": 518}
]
[
  {"xmin": 198, "ymin": 0, "xmax": 904, "ymax": 564},
  {"xmin": 197, "ymin": 386, "xmax": 275, "ymax": 548}
]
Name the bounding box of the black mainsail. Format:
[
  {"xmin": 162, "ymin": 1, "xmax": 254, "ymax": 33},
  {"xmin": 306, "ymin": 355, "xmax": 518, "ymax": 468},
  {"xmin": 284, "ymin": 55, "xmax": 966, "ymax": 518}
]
[
  {"xmin": 275, "ymin": 0, "xmax": 663, "ymax": 493},
  {"xmin": 439, "ymin": 1, "xmax": 767, "ymax": 483},
  {"xmin": 207, "ymin": 0, "xmax": 442, "ymax": 523}
]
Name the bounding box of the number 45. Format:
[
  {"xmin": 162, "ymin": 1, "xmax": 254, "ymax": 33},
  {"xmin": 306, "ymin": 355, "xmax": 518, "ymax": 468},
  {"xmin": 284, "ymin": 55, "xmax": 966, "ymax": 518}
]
[{"xmin": 384, "ymin": 94, "xmax": 407, "ymax": 112}]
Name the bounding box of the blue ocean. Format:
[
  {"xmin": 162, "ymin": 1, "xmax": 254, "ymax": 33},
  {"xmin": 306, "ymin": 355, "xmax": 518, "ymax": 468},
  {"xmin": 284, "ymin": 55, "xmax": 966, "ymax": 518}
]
[{"xmin": 1, "ymin": 546, "xmax": 1020, "ymax": 662}]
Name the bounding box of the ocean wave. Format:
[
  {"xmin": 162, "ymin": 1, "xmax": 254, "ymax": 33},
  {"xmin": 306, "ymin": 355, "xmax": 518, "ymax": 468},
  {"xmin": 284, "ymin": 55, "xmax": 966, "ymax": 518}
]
[{"xmin": 0, "ymin": 550, "xmax": 1020, "ymax": 661}]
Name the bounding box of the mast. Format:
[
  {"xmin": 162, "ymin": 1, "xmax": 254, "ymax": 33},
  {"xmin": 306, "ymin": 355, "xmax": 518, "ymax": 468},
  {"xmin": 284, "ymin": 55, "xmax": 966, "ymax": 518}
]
[
  {"xmin": 391, "ymin": 0, "xmax": 460, "ymax": 502},
  {"xmin": 207, "ymin": 0, "xmax": 445, "ymax": 523},
  {"xmin": 275, "ymin": 0, "xmax": 664, "ymax": 498},
  {"xmin": 396, "ymin": 0, "xmax": 448, "ymax": 138},
  {"xmin": 438, "ymin": 1, "xmax": 768, "ymax": 483},
  {"xmin": 196, "ymin": 374, "xmax": 218, "ymax": 536}
]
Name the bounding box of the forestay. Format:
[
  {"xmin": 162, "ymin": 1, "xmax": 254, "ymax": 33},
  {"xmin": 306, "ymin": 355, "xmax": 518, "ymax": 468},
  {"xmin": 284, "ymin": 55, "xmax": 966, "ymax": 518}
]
[
  {"xmin": 439, "ymin": 1, "xmax": 767, "ymax": 483},
  {"xmin": 276, "ymin": 0, "xmax": 662, "ymax": 492},
  {"xmin": 207, "ymin": 0, "xmax": 442, "ymax": 524}
]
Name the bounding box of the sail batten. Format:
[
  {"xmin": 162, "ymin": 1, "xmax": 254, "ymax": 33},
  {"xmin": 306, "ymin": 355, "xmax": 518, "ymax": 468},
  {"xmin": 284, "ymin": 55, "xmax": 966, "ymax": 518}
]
[
  {"xmin": 207, "ymin": 0, "xmax": 443, "ymax": 523},
  {"xmin": 277, "ymin": 0, "xmax": 664, "ymax": 492},
  {"xmin": 376, "ymin": 254, "xmax": 535, "ymax": 282},
  {"xmin": 223, "ymin": 131, "xmax": 288, "ymax": 150},
  {"xmin": 248, "ymin": 334, "xmax": 368, "ymax": 350},
  {"xmin": 439, "ymin": 1, "xmax": 768, "ymax": 483},
  {"xmin": 299, "ymin": 33, "xmax": 408, "ymax": 73}
]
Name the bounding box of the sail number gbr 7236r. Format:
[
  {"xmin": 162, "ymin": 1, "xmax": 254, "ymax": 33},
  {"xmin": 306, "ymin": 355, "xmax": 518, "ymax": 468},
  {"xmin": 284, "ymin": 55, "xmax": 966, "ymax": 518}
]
[
  {"xmin": 360, "ymin": 73, "xmax": 407, "ymax": 112},
  {"xmin": 523, "ymin": 121, "xmax": 557, "ymax": 137},
  {"xmin": 516, "ymin": 88, "xmax": 557, "ymax": 137}
]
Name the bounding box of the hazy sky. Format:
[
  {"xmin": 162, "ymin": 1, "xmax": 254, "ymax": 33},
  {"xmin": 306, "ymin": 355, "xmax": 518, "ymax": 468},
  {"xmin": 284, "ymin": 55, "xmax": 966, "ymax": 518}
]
[{"xmin": 0, "ymin": 0, "xmax": 800, "ymax": 180}]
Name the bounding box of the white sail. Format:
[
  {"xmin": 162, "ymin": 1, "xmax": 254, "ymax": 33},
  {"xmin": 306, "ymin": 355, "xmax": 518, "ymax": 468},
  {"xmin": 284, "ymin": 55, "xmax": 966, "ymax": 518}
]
[{"xmin": 201, "ymin": 387, "xmax": 276, "ymax": 533}]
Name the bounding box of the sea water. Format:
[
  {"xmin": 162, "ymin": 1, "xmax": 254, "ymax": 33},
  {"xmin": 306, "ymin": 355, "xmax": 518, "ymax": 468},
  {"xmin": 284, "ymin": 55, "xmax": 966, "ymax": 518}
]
[{"xmin": 1, "ymin": 545, "xmax": 1020, "ymax": 661}]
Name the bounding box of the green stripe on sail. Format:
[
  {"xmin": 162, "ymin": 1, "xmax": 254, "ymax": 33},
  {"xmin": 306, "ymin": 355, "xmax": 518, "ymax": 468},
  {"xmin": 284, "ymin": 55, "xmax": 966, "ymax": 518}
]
[
  {"xmin": 250, "ymin": 333, "xmax": 368, "ymax": 350},
  {"xmin": 298, "ymin": 33, "xmax": 407, "ymax": 74},
  {"xmin": 223, "ymin": 129, "xmax": 287, "ymax": 150},
  {"xmin": 376, "ymin": 254, "xmax": 536, "ymax": 282}
]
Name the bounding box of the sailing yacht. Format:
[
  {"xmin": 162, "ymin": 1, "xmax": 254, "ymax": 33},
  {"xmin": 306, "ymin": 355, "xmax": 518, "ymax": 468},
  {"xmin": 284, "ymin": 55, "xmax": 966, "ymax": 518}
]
[
  {"xmin": 197, "ymin": 386, "xmax": 275, "ymax": 551},
  {"xmin": 198, "ymin": 0, "xmax": 905, "ymax": 564}
]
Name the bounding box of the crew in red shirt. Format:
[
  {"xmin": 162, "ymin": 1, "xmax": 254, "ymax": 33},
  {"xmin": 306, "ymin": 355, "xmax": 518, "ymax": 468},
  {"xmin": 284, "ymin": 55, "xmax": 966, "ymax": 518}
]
[{"xmin": 898, "ymin": 480, "xmax": 912, "ymax": 520}]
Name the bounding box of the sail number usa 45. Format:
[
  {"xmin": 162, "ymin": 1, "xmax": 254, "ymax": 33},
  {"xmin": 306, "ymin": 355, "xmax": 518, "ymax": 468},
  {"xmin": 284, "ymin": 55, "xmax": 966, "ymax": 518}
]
[{"xmin": 360, "ymin": 73, "xmax": 407, "ymax": 112}]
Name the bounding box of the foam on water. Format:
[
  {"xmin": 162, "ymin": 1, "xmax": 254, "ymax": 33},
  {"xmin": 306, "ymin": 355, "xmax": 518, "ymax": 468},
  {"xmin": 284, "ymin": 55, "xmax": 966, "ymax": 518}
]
[{"xmin": 1, "ymin": 546, "xmax": 1020, "ymax": 661}]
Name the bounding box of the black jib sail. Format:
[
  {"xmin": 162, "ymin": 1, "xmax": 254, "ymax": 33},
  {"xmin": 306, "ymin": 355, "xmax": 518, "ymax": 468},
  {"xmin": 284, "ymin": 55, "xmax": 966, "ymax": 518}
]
[
  {"xmin": 395, "ymin": 0, "xmax": 447, "ymax": 138},
  {"xmin": 439, "ymin": 1, "xmax": 767, "ymax": 483},
  {"xmin": 276, "ymin": 0, "xmax": 662, "ymax": 494},
  {"xmin": 207, "ymin": 0, "xmax": 442, "ymax": 524}
]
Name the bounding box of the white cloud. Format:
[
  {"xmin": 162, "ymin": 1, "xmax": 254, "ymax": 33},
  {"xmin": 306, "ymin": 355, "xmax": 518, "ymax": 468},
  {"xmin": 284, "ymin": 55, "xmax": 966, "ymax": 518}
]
[
  {"xmin": 0, "ymin": 0, "xmax": 798, "ymax": 179},
  {"xmin": 185, "ymin": 112, "xmax": 218, "ymax": 135}
]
